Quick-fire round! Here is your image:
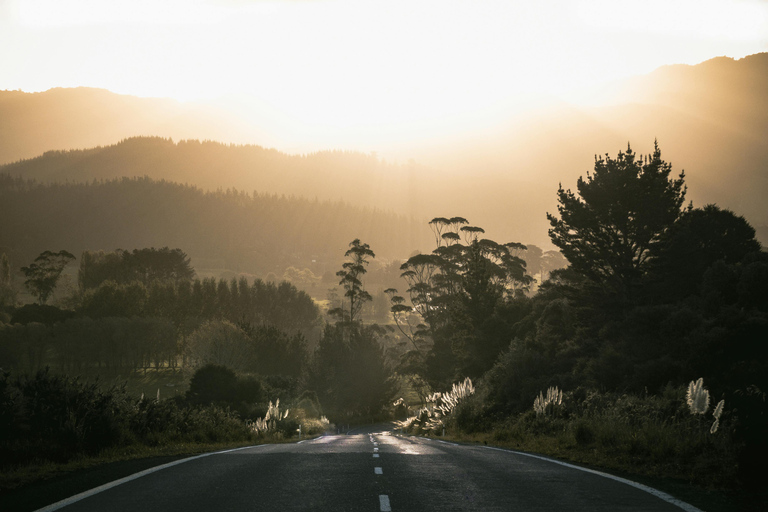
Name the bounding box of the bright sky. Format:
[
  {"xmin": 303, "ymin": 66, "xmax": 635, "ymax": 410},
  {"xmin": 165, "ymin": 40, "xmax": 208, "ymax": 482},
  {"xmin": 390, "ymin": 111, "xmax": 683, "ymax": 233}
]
[{"xmin": 1, "ymin": 0, "xmax": 767, "ymax": 145}]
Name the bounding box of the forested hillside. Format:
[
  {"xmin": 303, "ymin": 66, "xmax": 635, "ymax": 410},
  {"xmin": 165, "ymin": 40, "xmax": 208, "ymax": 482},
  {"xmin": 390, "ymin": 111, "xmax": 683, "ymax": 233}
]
[
  {"xmin": 0, "ymin": 175, "xmax": 422, "ymax": 278},
  {"xmin": 0, "ymin": 137, "xmax": 430, "ymax": 222},
  {"xmin": 3, "ymin": 54, "xmax": 766, "ymax": 248}
]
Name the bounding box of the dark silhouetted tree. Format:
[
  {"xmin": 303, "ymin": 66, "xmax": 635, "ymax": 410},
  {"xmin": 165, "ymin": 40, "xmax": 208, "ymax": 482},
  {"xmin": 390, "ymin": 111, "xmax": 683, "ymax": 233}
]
[
  {"xmin": 21, "ymin": 250, "xmax": 76, "ymax": 304},
  {"xmin": 647, "ymin": 204, "xmax": 762, "ymax": 301},
  {"xmin": 0, "ymin": 252, "xmax": 15, "ymax": 308},
  {"xmin": 307, "ymin": 323, "xmax": 395, "ymax": 420},
  {"xmin": 331, "ymin": 239, "xmax": 375, "ymax": 323},
  {"xmin": 547, "ymin": 142, "xmax": 686, "ymax": 301}
]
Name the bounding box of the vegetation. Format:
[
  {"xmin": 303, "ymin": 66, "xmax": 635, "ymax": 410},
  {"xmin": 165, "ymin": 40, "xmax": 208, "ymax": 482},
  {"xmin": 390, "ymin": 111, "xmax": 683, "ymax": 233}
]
[
  {"xmin": 20, "ymin": 250, "xmax": 76, "ymax": 304},
  {"xmin": 391, "ymin": 143, "xmax": 766, "ymax": 494},
  {"xmin": 0, "ymin": 141, "xmax": 765, "ymax": 501},
  {"xmin": 0, "ymin": 173, "xmax": 420, "ymax": 280}
]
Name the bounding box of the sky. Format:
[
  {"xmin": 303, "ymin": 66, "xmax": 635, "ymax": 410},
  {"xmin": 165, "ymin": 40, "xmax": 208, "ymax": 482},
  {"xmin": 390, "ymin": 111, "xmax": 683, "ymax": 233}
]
[{"xmin": 1, "ymin": 0, "xmax": 767, "ymax": 147}]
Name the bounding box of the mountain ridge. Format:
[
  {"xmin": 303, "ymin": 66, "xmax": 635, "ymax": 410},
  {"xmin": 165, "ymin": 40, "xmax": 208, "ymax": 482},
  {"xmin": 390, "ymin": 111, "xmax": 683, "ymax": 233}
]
[{"xmin": 2, "ymin": 54, "xmax": 766, "ymax": 248}]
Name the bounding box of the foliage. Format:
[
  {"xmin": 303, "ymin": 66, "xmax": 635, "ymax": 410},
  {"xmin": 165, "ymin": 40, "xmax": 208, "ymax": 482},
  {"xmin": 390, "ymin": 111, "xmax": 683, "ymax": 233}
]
[
  {"xmin": 184, "ymin": 320, "xmax": 253, "ymax": 373},
  {"xmin": 330, "ymin": 239, "xmax": 375, "ymax": 323},
  {"xmin": 0, "ymin": 316, "xmax": 177, "ymax": 374},
  {"xmin": 0, "ymin": 173, "xmax": 418, "ymax": 279},
  {"xmin": 390, "ymin": 217, "xmax": 534, "ymax": 385},
  {"xmin": 247, "ymin": 399, "xmax": 290, "ymax": 435},
  {"xmin": 396, "ymin": 377, "xmax": 475, "ymax": 433},
  {"xmin": 80, "ymin": 280, "xmax": 149, "ymax": 318},
  {"xmin": 0, "ymin": 253, "xmax": 16, "ymax": 309},
  {"xmin": 77, "ymin": 274, "xmax": 320, "ymax": 340},
  {"xmin": 306, "ymin": 323, "xmax": 396, "ymax": 421},
  {"xmin": 78, "ymin": 247, "xmax": 194, "ymax": 291},
  {"xmin": 244, "ymin": 325, "xmax": 308, "ymax": 378},
  {"xmin": 0, "ymin": 368, "xmax": 255, "ymax": 468},
  {"xmin": 533, "ymin": 386, "xmax": 563, "ymax": 417},
  {"xmin": 20, "ymin": 250, "xmax": 76, "ymax": 304},
  {"xmin": 547, "ymin": 142, "xmax": 686, "ymax": 302},
  {"xmin": 186, "ymin": 364, "xmax": 260, "ymax": 405},
  {"xmin": 686, "ymin": 378, "xmax": 710, "ymax": 415},
  {"xmin": 647, "ymin": 205, "xmax": 762, "ymax": 302}
]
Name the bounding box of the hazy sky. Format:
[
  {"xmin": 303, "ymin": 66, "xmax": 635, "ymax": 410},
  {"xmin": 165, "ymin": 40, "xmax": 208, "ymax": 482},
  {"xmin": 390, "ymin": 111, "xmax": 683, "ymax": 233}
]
[{"xmin": 1, "ymin": 0, "xmax": 767, "ymax": 143}]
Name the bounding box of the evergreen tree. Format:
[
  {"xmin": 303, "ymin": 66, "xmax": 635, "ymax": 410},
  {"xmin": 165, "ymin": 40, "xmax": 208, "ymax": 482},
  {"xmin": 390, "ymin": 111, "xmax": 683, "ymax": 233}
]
[{"xmin": 547, "ymin": 142, "xmax": 686, "ymax": 302}]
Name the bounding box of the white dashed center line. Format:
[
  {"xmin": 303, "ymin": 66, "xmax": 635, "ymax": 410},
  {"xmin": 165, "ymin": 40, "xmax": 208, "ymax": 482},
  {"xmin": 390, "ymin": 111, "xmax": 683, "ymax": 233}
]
[
  {"xmin": 373, "ymin": 447, "xmax": 379, "ymax": 452},
  {"xmin": 374, "ymin": 467, "xmax": 383, "ymax": 475},
  {"xmin": 379, "ymin": 494, "xmax": 392, "ymax": 511},
  {"xmin": 373, "ymin": 453, "xmax": 380, "ymax": 458}
]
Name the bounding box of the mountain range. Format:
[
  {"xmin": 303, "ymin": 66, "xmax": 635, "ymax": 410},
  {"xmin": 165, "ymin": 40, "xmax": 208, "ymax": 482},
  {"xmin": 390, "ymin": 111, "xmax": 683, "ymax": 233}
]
[{"xmin": 2, "ymin": 53, "xmax": 766, "ymax": 249}]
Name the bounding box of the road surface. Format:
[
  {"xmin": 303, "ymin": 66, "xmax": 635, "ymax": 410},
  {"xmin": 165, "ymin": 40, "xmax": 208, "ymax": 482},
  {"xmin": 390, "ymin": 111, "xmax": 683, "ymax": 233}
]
[{"xmin": 36, "ymin": 425, "xmax": 702, "ymax": 512}]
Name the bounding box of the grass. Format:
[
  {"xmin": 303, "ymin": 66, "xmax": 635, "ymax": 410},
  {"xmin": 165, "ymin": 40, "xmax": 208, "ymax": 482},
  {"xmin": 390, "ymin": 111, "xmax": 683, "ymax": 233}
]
[{"xmin": 420, "ymin": 429, "xmax": 762, "ymax": 512}]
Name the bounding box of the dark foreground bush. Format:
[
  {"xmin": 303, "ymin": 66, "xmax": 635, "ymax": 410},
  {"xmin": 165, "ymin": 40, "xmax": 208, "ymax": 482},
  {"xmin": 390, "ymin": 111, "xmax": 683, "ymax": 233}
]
[{"xmin": 0, "ymin": 369, "xmax": 253, "ymax": 468}]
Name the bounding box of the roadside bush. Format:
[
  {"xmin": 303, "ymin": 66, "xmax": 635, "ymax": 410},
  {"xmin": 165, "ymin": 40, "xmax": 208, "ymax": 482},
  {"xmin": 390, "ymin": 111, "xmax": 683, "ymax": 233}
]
[
  {"xmin": 0, "ymin": 369, "xmax": 128, "ymax": 464},
  {"xmin": 0, "ymin": 368, "xmax": 257, "ymax": 470}
]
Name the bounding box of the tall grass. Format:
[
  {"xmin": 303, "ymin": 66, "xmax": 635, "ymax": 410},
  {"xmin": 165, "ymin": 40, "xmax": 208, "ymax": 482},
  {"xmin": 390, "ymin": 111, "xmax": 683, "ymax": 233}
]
[{"xmin": 447, "ymin": 384, "xmax": 744, "ymax": 489}]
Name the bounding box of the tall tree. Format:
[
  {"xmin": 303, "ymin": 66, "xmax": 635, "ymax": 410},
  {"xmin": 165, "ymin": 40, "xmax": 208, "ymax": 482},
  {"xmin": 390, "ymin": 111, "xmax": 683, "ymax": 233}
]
[
  {"xmin": 547, "ymin": 142, "xmax": 686, "ymax": 300},
  {"xmin": 307, "ymin": 323, "xmax": 395, "ymax": 420},
  {"xmin": 391, "ymin": 217, "xmax": 532, "ymax": 385},
  {"xmin": 21, "ymin": 250, "xmax": 76, "ymax": 304},
  {"xmin": 331, "ymin": 239, "xmax": 375, "ymax": 323},
  {"xmin": 0, "ymin": 252, "xmax": 15, "ymax": 308}
]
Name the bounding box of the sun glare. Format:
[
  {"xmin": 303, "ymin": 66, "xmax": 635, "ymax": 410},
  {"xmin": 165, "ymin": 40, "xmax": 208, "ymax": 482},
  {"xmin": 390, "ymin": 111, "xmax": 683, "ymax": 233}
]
[{"xmin": 2, "ymin": 0, "xmax": 767, "ymax": 149}]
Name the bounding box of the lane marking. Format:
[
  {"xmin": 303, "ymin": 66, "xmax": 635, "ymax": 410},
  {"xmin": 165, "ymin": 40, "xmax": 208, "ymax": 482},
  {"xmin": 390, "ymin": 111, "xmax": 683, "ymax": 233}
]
[
  {"xmin": 374, "ymin": 447, "xmax": 379, "ymax": 452},
  {"xmin": 373, "ymin": 453, "xmax": 380, "ymax": 458},
  {"xmin": 374, "ymin": 467, "xmax": 383, "ymax": 475},
  {"xmin": 32, "ymin": 444, "xmax": 265, "ymax": 512},
  {"xmin": 481, "ymin": 446, "xmax": 704, "ymax": 512},
  {"xmin": 379, "ymin": 494, "xmax": 392, "ymax": 511}
]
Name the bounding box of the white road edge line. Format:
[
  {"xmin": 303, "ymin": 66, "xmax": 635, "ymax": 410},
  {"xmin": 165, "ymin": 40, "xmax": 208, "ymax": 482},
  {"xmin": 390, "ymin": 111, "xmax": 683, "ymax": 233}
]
[
  {"xmin": 32, "ymin": 444, "xmax": 265, "ymax": 512},
  {"xmin": 379, "ymin": 494, "xmax": 392, "ymax": 511},
  {"xmin": 482, "ymin": 445, "xmax": 704, "ymax": 512}
]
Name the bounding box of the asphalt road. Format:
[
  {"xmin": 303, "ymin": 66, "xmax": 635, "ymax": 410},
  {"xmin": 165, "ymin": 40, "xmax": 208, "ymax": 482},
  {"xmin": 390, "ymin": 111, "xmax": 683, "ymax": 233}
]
[{"xmin": 36, "ymin": 425, "xmax": 702, "ymax": 512}]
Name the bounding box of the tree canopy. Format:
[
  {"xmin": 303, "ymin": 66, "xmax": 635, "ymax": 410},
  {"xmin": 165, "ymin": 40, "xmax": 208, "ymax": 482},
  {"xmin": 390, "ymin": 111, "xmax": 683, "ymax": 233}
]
[
  {"xmin": 547, "ymin": 142, "xmax": 686, "ymax": 300},
  {"xmin": 20, "ymin": 250, "xmax": 76, "ymax": 304}
]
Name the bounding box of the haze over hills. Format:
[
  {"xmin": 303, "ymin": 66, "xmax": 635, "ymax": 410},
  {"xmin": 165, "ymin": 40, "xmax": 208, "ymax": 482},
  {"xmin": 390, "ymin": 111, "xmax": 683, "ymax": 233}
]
[
  {"xmin": 2, "ymin": 53, "xmax": 767, "ymax": 248},
  {"xmin": 0, "ymin": 175, "xmax": 422, "ymax": 281}
]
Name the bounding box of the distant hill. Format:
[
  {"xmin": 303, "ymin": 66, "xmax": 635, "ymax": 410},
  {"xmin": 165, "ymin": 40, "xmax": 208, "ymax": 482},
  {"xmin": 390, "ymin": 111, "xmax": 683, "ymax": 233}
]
[
  {"xmin": 0, "ymin": 87, "xmax": 267, "ymax": 165},
  {"xmin": 0, "ymin": 175, "xmax": 423, "ymax": 279},
  {"xmin": 412, "ymin": 53, "xmax": 768, "ymax": 246},
  {"xmin": 0, "ymin": 137, "xmax": 421, "ymax": 215},
  {"xmin": 2, "ymin": 54, "xmax": 766, "ymax": 248}
]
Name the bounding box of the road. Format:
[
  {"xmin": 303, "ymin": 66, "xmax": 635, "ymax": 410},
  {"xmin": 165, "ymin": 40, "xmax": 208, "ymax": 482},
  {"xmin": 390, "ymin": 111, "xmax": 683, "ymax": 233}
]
[{"xmin": 36, "ymin": 425, "xmax": 702, "ymax": 512}]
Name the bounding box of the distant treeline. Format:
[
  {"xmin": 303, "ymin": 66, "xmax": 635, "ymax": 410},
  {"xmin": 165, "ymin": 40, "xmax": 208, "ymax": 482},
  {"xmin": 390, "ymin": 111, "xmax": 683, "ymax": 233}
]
[
  {"xmin": 0, "ymin": 136, "xmax": 424, "ymax": 221},
  {"xmin": 0, "ymin": 173, "xmax": 422, "ymax": 277},
  {"xmin": 1, "ymin": 272, "xmax": 320, "ymax": 373}
]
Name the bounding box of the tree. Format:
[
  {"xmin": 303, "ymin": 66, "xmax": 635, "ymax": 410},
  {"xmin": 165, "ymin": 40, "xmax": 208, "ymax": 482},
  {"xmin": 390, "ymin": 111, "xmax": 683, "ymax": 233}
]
[
  {"xmin": 331, "ymin": 239, "xmax": 375, "ymax": 323},
  {"xmin": 647, "ymin": 204, "xmax": 762, "ymax": 301},
  {"xmin": 306, "ymin": 323, "xmax": 395, "ymax": 420},
  {"xmin": 78, "ymin": 247, "xmax": 194, "ymax": 291},
  {"xmin": 183, "ymin": 320, "xmax": 253, "ymax": 373},
  {"xmin": 390, "ymin": 217, "xmax": 533, "ymax": 385},
  {"xmin": 547, "ymin": 142, "xmax": 686, "ymax": 300},
  {"xmin": 21, "ymin": 250, "xmax": 76, "ymax": 304},
  {"xmin": 0, "ymin": 253, "xmax": 16, "ymax": 308}
]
